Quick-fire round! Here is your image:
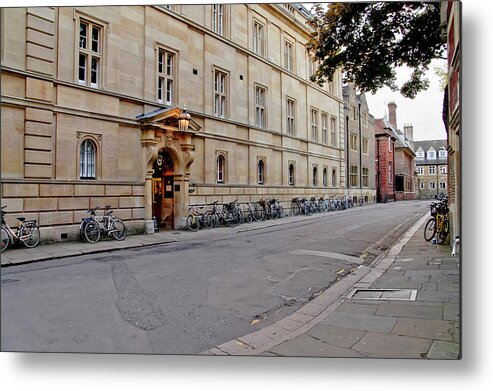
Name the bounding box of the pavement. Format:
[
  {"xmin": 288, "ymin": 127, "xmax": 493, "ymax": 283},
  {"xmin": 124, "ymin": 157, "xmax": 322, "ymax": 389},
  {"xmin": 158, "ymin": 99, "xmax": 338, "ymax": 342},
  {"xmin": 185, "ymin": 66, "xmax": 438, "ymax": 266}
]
[{"xmin": 0, "ymin": 206, "xmax": 460, "ymax": 359}]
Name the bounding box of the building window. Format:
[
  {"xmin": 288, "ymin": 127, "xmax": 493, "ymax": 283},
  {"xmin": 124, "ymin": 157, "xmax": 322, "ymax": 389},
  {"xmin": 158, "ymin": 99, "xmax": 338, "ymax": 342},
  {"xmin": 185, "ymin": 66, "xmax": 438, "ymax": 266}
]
[
  {"xmin": 212, "ymin": 4, "xmax": 224, "ymax": 35},
  {"xmin": 439, "ymin": 148, "xmax": 447, "ymax": 158},
  {"xmin": 389, "ymin": 162, "xmax": 393, "ymax": 184},
  {"xmin": 80, "ymin": 139, "xmax": 96, "ymax": 179},
  {"xmin": 439, "ymin": 182, "xmax": 447, "ymax": 189},
  {"xmin": 309, "ymin": 57, "xmax": 317, "ymax": 79},
  {"xmin": 362, "ymin": 112, "xmax": 368, "ymax": 126},
  {"xmin": 323, "ymin": 167, "xmax": 328, "ymax": 187},
  {"xmin": 362, "ymin": 138, "xmax": 368, "ymax": 154},
  {"xmin": 388, "ymin": 137, "xmax": 392, "ymax": 152},
  {"xmin": 216, "ymin": 154, "xmax": 226, "ymax": 183},
  {"xmin": 214, "ymin": 69, "xmax": 227, "ymax": 118},
  {"xmin": 286, "ymin": 98, "xmax": 296, "ymax": 136},
  {"xmin": 350, "ymin": 134, "xmax": 358, "ymax": 151},
  {"xmin": 427, "ymin": 149, "xmax": 436, "ymax": 160},
  {"xmin": 351, "ymin": 105, "xmax": 357, "ymax": 121},
  {"xmin": 284, "ymin": 40, "xmax": 293, "ymax": 72},
  {"xmin": 350, "ymin": 165, "xmax": 358, "ymax": 187},
  {"xmin": 429, "ymin": 166, "xmax": 436, "ymax": 175},
  {"xmin": 158, "ymin": 49, "xmax": 175, "ymax": 105},
  {"xmin": 416, "ymin": 150, "xmax": 424, "ymax": 159},
  {"xmin": 440, "ymin": 165, "xmax": 447, "ymax": 174},
  {"xmin": 330, "ymin": 117, "xmax": 337, "ymax": 147},
  {"xmin": 332, "ymin": 168, "xmax": 337, "ymax": 187},
  {"xmin": 288, "ymin": 163, "xmax": 295, "ymax": 186},
  {"xmin": 257, "ymin": 159, "xmax": 265, "ymax": 185},
  {"xmin": 429, "ymin": 181, "xmax": 436, "ymax": 189},
  {"xmin": 321, "ymin": 114, "xmax": 328, "ymax": 144},
  {"xmin": 312, "ymin": 166, "xmax": 318, "ymax": 186},
  {"xmin": 311, "ymin": 109, "xmax": 318, "ymax": 142},
  {"xmin": 362, "ymin": 167, "xmax": 369, "ymax": 187},
  {"xmin": 255, "ymin": 86, "xmax": 266, "ymax": 128},
  {"xmin": 78, "ymin": 19, "xmax": 103, "ymax": 88},
  {"xmin": 419, "ymin": 181, "xmax": 425, "ymax": 189},
  {"xmin": 417, "ymin": 166, "xmax": 424, "ymax": 175},
  {"xmin": 253, "ymin": 21, "xmax": 264, "ymax": 56}
]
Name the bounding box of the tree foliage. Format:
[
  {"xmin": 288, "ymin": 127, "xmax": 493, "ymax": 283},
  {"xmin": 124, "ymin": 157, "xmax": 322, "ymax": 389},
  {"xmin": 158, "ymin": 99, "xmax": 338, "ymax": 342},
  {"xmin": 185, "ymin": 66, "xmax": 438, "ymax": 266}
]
[{"xmin": 307, "ymin": 2, "xmax": 445, "ymax": 99}]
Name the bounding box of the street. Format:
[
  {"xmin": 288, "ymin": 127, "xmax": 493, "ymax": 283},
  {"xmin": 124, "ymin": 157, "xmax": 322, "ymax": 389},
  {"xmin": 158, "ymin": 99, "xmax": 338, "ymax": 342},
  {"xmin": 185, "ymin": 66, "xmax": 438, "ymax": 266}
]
[{"xmin": 1, "ymin": 201, "xmax": 428, "ymax": 354}]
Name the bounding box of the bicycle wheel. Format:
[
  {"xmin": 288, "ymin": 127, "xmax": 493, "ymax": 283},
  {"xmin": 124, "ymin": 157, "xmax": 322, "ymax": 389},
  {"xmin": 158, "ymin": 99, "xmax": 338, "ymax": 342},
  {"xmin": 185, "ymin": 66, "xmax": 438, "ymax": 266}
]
[
  {"xmin": 292, "ymin": 203, "xmax": 301, "ymax": 216},
  {"xmin": 423, "ymin": 218, "xmax": 436, "ymax": 242},
  {"xmin": 271, "ymin": 205, "xmax": 279, "ymax": 220},
  {"xmin": 437, "ymin": 219, "xmax": 450, "ymax": 244},
  {"xmin": 1, "ymin": 226, "xmax": 10, "ymax": 252},
  {"xmin": 245, "ymin": 211, "xmax": 253, "ymax": 224},
  {"xmin": 186, "ymin": 215, "xmax": 200, "ymax": 232},
  {"xmin": 110, "ymin": 218, "xmax": 127, "ymax": 241},
  {"xmin": 278, "ymin": 205, "xmax": 284, "ymax": 218},
  {"xmin": 20, "ymin": 221, "xmax": 40, "ymax": 248},
  {"xmin": 202, "ymin": 212, "xmax": 214, "ymax": 229},
  {"xmin": 84, "ymin": 221, "xmax": 101, "ymax": 243}
]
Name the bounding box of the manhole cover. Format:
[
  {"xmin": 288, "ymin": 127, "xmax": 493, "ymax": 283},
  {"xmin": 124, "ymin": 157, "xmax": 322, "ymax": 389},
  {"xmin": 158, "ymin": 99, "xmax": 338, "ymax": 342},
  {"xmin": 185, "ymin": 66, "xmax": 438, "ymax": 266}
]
[{"xmin": 348, "ymin": 288, "xmax": 417, "ymax": 301}]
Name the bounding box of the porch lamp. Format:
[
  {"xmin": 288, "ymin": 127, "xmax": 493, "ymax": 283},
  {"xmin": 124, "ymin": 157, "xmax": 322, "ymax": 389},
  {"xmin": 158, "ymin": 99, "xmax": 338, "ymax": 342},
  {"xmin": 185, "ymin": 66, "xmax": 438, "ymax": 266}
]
[{"xmin": 178, "ymin": 108, "xmax": 191, "ymax": 133}]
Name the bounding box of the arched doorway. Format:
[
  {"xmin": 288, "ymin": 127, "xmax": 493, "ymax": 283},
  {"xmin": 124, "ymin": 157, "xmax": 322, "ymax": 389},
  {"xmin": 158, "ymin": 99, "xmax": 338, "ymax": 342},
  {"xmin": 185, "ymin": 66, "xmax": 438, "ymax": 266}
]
[{"xmin": 152, "ymin": 150, "xmax": 175, "ymax": 229}]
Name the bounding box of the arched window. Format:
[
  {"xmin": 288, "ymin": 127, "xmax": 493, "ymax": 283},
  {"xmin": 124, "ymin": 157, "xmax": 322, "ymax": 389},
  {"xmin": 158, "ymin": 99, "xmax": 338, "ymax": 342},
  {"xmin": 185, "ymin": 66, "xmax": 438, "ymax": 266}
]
[
  {"xmin": 312, "ymin": 166, "xmax": 318, "ymax": 186},
  {"xmin": 257, "ymin": 159, "xmax": 265, "ymax": 185},
  {"xmin": 80, "ymin": 139, "xmax": 96, "ymax": 179},
  {"xmin": 332, "ymin": 168, "xmax": 337, "ymax": 187},
  {"xmin": 288, "ymin": 163, "xmax": 295, "ymax": 186},
  {"xmin": 216, "ymin": 154, "xmax": 226, "ymax": 183},
  {"xmin": 323, "ymin": 168, "xmax": 328, "ymax": 187}
]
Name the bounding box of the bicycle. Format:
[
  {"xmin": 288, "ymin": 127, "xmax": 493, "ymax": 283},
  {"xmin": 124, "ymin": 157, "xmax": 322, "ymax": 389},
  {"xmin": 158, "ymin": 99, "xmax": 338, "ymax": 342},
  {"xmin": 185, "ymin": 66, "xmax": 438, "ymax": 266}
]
[
  {"xmin": 1, "ymin": 206, "xmax": 40, "ymax": 251},
  {"xmin": 186, "ymin": 205, "xmax": 213, "ymax": 231},
  {"xmin": 81, "ymin": 206, "xmax": 127, "ymax": 243},
  {"xmin": 424, "ymin": 201, "xmax": 449, "ymax": 244}
]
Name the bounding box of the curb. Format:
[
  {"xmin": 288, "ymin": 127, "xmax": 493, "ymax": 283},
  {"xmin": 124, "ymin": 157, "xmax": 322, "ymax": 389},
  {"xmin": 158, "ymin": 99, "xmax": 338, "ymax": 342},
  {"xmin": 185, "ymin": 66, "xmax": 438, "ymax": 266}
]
[{"xmin": 203, "ymin": 211, "xmax": 430, "ymax": 356}]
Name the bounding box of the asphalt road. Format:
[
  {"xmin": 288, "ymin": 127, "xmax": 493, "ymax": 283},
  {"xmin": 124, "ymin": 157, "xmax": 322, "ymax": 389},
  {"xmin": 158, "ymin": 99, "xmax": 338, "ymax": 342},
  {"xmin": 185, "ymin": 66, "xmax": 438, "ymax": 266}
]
[{"xmin": 1, "ymin": 200, "xmax": 429, "ymax": 354}]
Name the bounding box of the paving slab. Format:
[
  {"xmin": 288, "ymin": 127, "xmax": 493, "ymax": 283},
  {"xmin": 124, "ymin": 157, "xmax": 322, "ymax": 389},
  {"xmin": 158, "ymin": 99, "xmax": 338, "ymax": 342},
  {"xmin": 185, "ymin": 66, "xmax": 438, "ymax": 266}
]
[
  {"xmin": 391, "ymin": 317, "xmax": 454, "ymax": 341},
  {"xmin": 351, "ymin": 331, "xmax": 432, "ymax": 358},
  {"xmin": 320, "ymin": 311, "xmax": 397, "ymax": 333},
  {"xmin": 335, "ymin": 302, "xmax": 378, "ymax": 315},
  {"xmin": 417, "ymin": 290, "xmax": 459, "ymax": 303},
  {"xmin": 307, "ymin": 324, "xmax": 366, "ymax": 349},
  {"xmin": 268, "ymin": 333, "xmax": 365, "ymax": 358},
  {"xmin": 426, "ymin": 341, "xmax": 460, "ymax": 359},
  {"xmin": 375, "ymin": 301, "xmax": 444, "ymax": 320},
  {"xmin": 443, "ymin": 303, "xmax": 460, "ymax": 321}
]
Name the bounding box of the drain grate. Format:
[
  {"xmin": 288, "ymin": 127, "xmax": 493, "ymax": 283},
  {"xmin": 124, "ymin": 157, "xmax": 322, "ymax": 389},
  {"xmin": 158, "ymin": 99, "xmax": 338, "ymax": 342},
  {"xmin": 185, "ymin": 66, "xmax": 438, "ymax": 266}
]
[{"xmin": 348, "ymin": 288, "xmax": 417, "ymax": 301}]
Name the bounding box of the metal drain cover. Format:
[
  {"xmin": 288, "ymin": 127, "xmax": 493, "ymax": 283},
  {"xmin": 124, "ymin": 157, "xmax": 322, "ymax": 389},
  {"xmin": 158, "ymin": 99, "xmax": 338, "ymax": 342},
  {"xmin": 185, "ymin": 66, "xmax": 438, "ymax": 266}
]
[{"xmin": 348, "ymin": 288, "xmax": 417, "ymax": 301}]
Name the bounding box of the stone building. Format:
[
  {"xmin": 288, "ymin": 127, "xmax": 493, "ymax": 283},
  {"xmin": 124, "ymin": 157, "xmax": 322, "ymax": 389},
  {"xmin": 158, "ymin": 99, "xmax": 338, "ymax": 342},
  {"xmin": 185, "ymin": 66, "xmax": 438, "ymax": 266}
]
[
  {"xmin": 414, "ymin": 140, "xmax": 448, "ymax": 199},
  {"xmin": 374, "ymin": 102, "xmax": 416, "ymax": 202},
  {"xmin": 1, "ymin": 4, "xmax": 346, "ymax": 242},
  {"xmin": 342, "ymin": 84, "xmax": 376, "ymax": 204}
]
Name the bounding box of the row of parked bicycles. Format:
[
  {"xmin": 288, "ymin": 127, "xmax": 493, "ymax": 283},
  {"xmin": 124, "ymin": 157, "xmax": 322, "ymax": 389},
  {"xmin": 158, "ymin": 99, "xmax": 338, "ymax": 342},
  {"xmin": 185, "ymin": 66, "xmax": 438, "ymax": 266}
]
[
  {"xmin": 423, "ymin": 194, "xmax": 450, "ymax": 244},
  {"xmin": 1, "ymin": 205, "xmax": 127, "ymax": 251},
  {"xmin": 186, "ymin": 195, "xmax": 358, "ymax": 232}
]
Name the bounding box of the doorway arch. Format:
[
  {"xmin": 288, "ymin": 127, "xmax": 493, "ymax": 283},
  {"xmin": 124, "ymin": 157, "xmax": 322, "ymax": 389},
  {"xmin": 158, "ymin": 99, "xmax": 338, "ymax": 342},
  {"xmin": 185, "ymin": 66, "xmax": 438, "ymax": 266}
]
[{"xmin": 152, "ymin": 150, "xmax": 175, "ymax": 229}]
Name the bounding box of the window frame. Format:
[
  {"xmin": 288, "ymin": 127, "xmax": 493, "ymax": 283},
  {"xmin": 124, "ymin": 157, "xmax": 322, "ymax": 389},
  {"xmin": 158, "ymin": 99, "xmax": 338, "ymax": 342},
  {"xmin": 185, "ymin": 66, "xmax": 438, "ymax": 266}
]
[
  {"xmin": 321, "ymin": 113, "xmax": 328, "ymax": 145},
  {"xmin": 429, "ymin": 166, "xmax": 436, "ymax": 175},
  {"xmin": 332, "ymin": 167, "xmax": 337, "ymax": 188},
  {"xmin": 417, "ymin": 166, "xmax": 424, "ymax": 175},
  {"xmin": 310, "ymin": 108, "xmax": 318, "ymax": 143},
  {"xmin": 440, "ymin": 165, "xmax": 447, "ymax": 174},
  {"xmin": 323, "ymin": 167, "xmax": 328, "ymax": 187},
  {"xmin": 330, "ymin": 116, "xmax": 337, "ymax": 147},
  {"xmin": 288, "ymin": 162, "xmax": 295, "ymax": 186},
  {"xmin": 257, "ymin": 158, "xmax": 265, "ymax": 185},
  {"xmin": 77, "ymin": 133, "xmax": 102, "ymax": 180},
  {"xmin": 284, "ymin": 39, "xmax": 294, "ymax": 72},
  {"xmin": 157, "ymin": 47, "xmax": 176, "ymax": 105},
  {"xmin": 213, "ymin": 68, "xmax": 228, "ymax": 118},
  {"xmin": 350, "ymin": 133, "xmax": 358, "ymax": 151},
  {"xmin": 212, "ymin": 4, "xmax": 224, "ymax": 36},
  {"xmin": 253, "ymin": 20, "xmax": 265, "ymax": 56},
  {"xmin": 216, "ymin": 153, "xmax": 226, "ymax": 184},
  {"xmin": 76, "ymin": 17, "xmax": 105, "ymax": 88},
  {"xmin": 286, "ymin": 97, "xmax": 296, "ymax": 136},
  {"xmin": 427, "ymin": 149, "xmax": 437, "ymax": 160},
  {"xmin": 254, "ymin": 85, "xmax": 267, "ymax": 128},
  {"xmin": 312, "ymin": 165, "xmax": 318, "ymax": 187},
  {"xmin": 362, "ymin": 138, "xmax": 369, "ymax": 154},
  {"xmin": 350, "ymin": 165, "xmax": 358, "ymax": 187},
  {"xmin": 362, "ymin": 167, "xmax": 369, "ymax": 187}
]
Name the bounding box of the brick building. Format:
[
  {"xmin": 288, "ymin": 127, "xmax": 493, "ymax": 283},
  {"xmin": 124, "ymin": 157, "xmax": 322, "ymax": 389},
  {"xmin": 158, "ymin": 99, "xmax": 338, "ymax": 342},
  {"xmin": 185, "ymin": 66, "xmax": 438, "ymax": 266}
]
[{"xmin": 374, "ymin": 102, "xmax": 416, "ymax": 202}]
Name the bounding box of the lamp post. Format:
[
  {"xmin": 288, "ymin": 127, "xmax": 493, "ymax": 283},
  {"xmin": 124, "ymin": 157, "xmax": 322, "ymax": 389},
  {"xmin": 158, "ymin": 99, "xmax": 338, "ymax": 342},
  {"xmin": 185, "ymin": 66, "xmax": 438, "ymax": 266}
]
[{"xmin": 178, "ymin": 108, "xmax": 191, "ymax": 133}]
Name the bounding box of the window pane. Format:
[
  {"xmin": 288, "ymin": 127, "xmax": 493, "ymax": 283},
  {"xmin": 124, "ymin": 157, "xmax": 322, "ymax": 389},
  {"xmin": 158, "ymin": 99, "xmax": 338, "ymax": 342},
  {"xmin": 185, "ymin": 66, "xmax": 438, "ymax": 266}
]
[
  {"xmin": 166, "ymin": 79, "xmax": 173, "ymax": 104},
  {"xmin": 158, "ymin": 51, "xmax": 164, "ymax": 74},
  {"xmin": 166, "ymin": 54, "xmax": 173, "ymax": 76},
  {"xmin": 78, "ymin": 54, "xmax": 87, "ymax": 82},
  {"xmin": 92, "ymin": 26, "xmax": 100, "ymax": 52},
  {"xmin": 91, "ymin": 58, "xmax": 98, "ymax": 85},
  {"xmin": 79, "ymin": 22, "xmax": 87, "ymax": 48}
]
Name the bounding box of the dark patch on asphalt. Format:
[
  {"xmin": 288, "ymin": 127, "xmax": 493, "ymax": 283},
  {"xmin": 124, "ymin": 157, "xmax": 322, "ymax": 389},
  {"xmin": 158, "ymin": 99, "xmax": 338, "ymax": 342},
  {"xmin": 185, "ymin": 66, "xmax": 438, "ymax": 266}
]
[
  {"xmin": 1, "ymin": 279, "xmax": 19, "ymax": 284},
  {"xmin": 110, "ymin": 260, "xmax": 167, "ymax": 331}
]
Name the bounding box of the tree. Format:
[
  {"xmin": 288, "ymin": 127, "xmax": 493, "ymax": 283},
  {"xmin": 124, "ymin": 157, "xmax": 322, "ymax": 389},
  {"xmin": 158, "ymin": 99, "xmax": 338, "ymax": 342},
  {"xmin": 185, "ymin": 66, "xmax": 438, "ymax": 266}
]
[{"xmin": 307, "ymin": 2, "xmax": 446, "ymax": 99}]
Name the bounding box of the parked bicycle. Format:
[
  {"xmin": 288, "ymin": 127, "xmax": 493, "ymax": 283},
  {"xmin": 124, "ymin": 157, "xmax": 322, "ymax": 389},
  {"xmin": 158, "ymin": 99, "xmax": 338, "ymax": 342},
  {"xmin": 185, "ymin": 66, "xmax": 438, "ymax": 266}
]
[
  {"xmin": 424, "ymin": 199, "xmax": 449, "ymax": 244},
  {"xmin": 186, "ymin": 205, "xmax": 213, "ymax": 231},
  {"xmin": 81, "ymin": 206, "xmax": 127, "ymax": 243},
  {"xmin": 1, "ymin": 206, "xmax": 40, "ymax": 251}
]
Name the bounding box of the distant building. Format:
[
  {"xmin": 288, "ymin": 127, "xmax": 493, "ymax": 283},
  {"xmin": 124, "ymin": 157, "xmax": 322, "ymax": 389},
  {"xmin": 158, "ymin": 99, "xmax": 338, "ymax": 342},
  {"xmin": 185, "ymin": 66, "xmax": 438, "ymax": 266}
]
[
  {"xmin": 414, "ymin": 140, "xmax": 448, "ymax": 199},
  {"xmin": 343, "ymin": 84, "xmax": 376, "ymax": 205},
  {"xmin": 374, "ymin": 102, "xmax": 416, "ymax": 202}
]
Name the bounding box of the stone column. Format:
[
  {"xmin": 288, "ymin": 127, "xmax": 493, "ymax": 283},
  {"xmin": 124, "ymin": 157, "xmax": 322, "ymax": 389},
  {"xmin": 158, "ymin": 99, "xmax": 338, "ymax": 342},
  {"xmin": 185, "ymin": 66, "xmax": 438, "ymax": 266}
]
[{"xmin": 141, "ymin": 128, "xmax": 159, "ymax": 234}]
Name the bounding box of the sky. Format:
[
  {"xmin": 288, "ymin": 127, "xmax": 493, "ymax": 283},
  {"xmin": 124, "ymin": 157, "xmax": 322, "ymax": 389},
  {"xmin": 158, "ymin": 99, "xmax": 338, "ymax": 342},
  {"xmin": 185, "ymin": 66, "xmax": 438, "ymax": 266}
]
[{"xmin": 365, "ymin": 59, "xmax": 448, "ymax": 141}]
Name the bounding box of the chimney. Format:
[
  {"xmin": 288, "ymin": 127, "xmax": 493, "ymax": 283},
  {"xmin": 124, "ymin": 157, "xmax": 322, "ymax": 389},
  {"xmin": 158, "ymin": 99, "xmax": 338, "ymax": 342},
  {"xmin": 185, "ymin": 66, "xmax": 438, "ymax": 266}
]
[
  {"xmin": 388, "ymin": 101, "xmax": 397, "ymax": 129},
  {"xmin": 403, "ymin": 123, "xmax": 414, "ymax": 141}
]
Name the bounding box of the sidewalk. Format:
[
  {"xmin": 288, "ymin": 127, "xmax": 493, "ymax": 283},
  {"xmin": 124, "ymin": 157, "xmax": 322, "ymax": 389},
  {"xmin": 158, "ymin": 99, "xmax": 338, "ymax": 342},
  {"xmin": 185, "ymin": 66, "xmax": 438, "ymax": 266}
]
[
  {"xmin": 0, "ymin": 208, "xmax": 355, "ymax": 267},
  {"xmin": 204, "ymin": 214, "xmax": 461, "ymax": 359}
]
